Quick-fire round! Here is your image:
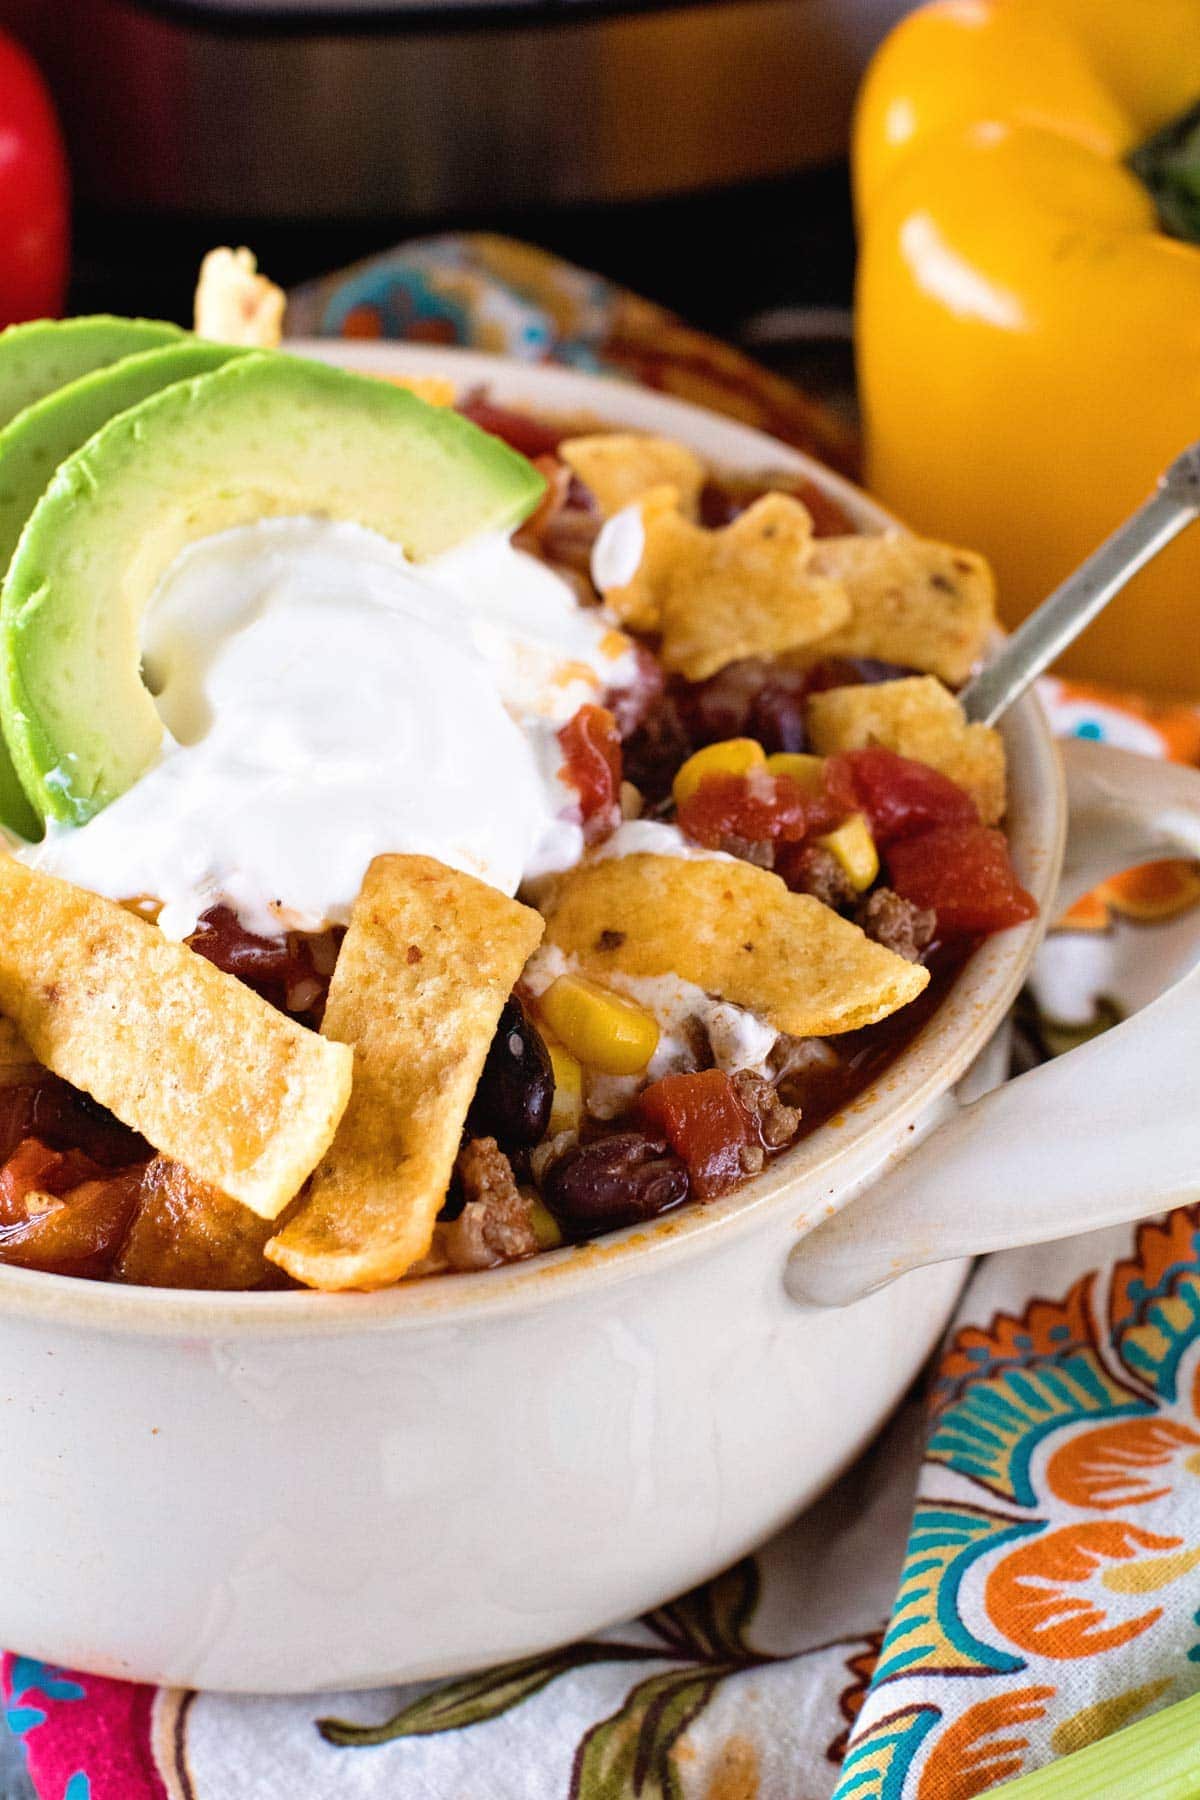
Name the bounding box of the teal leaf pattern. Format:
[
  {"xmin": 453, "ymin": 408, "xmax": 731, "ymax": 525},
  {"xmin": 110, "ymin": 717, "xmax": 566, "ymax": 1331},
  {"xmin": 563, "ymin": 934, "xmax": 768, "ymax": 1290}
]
[
  {"xmin": 834, "ymin": 1703, "xmax": 940, "ymax": 1800},
  {"xmin": 926, "ymin": 1355, "xmax": 1151, "ymax": 1507},
  {"xmin": 873, "ymin": 1503, "xmax": 1041, "ymax": 1685}
]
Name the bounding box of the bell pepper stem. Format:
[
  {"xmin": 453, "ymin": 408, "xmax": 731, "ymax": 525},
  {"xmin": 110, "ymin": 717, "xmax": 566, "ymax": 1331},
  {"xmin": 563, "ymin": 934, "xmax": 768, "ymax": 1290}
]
[{"xmin": 1129, "ymin": 98, "xmax": 1200, "ymax": 243}]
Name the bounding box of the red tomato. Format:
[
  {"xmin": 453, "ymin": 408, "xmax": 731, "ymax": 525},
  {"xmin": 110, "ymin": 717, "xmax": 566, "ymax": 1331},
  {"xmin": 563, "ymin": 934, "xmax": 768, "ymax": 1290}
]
[
  {"xmin": 0, "ymin": 1164, "xmax": 143, "ymax": 1276},
  {"xmin": 0, "ymin": 33, "xmax": 69, "ymax": 325},
  {"xmin": 0, "ymin": 1135, "xmax": 109, "ymax": 1226},
  {"xmin": 886, "ymin": 825, "xmax": 1038, "ymax": 936},
  {"xmin": 558, "ymin": 703, "xmax": 622, "ymax": 841},
  {"xmin": 834, "ymin": 747, "xmax": 979, "ymax": 845},
  {"xmin": 677, "ymin": 759, "xmax": 857, "ymax": 849},
  {"xmin": 457, "ymin": 394, "xmax": 563, "ymax": 459},
  {"xmin": 638, "ymin": 1068, "xmax": 757, "ymax": 1199}
]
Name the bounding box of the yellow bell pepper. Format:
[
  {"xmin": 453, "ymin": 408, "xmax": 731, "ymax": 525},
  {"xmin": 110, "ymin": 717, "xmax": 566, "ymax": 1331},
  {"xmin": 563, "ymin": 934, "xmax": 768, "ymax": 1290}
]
[{"xmin": 854, "ymin": 0, "xmax": 1200, "ymax": 695}]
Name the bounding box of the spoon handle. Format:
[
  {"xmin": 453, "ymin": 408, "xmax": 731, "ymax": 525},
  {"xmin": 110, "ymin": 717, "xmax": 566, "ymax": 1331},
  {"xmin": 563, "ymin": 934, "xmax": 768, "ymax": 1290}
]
[{"xmin": 960, "ymin": 443, "xmax": 1200, "ymax": 727}]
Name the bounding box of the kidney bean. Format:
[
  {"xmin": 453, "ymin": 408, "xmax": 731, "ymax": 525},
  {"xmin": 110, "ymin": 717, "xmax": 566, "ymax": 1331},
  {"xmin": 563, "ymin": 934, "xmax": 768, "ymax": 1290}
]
[
  {"xmin": 747, "ymin": 678, "xmax": 811, "ymax": 753},
  {"xmin": 468, "ymin": 996, "xmax": 554, "ymax": 1148},
  {"xmin": 801, "ymin": 656, "xmax": 921, "ymax": 693},
  {"xmin": 541, "ymin": 1132, "xmax": 690, "ymax": 1235},
  {"xmin": 675, "ymin": 660, "xmax": 814, "ymax": 754}
]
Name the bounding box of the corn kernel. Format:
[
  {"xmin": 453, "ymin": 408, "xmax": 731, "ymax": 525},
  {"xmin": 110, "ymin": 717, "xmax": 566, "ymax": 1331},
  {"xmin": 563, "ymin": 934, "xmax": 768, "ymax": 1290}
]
[
  {"xmin": 672, "ymin": 738, "xmax": 765, "ymax": 807},
  {"xmin": 765, "ymin": 751, "xmax": 825, "ymax": 792},
  {"xmin": 527, "ymin": 1192, "xmax": 564, "ymax": 1251},
  {"xmin": 538, "ymin": 974, "xmax": 660, "ymax": 1076},
  {"xmin": 545, "ymin": 1035, "xmax": 584, "ymax": 1135},
  {"xmin": 817, "ymin": 812, "xmax": 879, "ymax": 891}
]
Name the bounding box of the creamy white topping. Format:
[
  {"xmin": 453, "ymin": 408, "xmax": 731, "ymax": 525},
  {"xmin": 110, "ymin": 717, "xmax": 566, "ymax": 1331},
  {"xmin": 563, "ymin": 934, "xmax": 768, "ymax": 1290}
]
[
  {"xmin": 589, "ymin": 819, "xmax": 736, "ymax": 864},
  {"xmin": 521, "ymin": 944, "xmax": 777, "ymax": 1121},
  {"xmin": 591, "ymin": 504, "xmax": 645, "ymax": 591},
  {"xmin": 23, "ymin": 517, "xmax": 636, "ymax": 938}
]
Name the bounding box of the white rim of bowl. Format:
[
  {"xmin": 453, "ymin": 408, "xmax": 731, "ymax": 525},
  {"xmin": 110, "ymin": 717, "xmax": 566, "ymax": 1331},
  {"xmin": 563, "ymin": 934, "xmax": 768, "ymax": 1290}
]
[{"xmin": 0, "ymin": 344, "xmax": 1064, "ymax": 1335}]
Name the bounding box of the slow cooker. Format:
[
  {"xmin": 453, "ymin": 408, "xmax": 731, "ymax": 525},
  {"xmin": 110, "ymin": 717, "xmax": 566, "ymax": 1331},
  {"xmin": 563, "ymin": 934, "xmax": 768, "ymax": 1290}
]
[{"xmin": 12, "ymin": 0, "xmax": 912, "ymax": 219}]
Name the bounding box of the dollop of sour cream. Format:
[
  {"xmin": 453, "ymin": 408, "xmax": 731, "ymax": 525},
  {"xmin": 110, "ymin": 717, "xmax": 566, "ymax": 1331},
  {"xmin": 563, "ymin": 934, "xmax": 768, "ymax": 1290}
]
[{"xmin": 22, "ymin": 517, "xmax": 636, "ymax": 938}]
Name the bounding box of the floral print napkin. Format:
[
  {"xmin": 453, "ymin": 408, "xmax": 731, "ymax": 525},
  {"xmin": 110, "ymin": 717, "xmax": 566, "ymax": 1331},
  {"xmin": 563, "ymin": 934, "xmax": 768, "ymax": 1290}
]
[{"xmin": 5, "ymin": 243, "xmax": 1200, "ymax": 1799}]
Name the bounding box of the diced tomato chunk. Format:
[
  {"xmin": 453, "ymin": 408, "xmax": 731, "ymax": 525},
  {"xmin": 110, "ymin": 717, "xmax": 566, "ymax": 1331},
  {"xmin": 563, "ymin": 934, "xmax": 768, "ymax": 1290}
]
[
  {"xmin": 457, "ymin": 394, "xmax": 563, "ymax": 459},
  {"xmin": 0, "ymin": 1165, "xmax": 143, "ymax": 1277},
  {"xmin": 0, "ymin": 1137, "xmax": 64, "ymax": 1225},
  {"xmin": 834, "ymin": 747, "xmax": 979, "ymax": 846},
  {"xmin": 559, "ymin": 704, "xmax": 622, "ymax": 842},
  {"xmin": 677, "ymin": 760, "xmax": 856, "ymax": 849},
  {"xmin": 886, "ymin": 825, "xmax": 1038, "ymax": 936},
  {"xmin": 638, "ymin": 1068, "xmax": 757, "ymax": 1200}
]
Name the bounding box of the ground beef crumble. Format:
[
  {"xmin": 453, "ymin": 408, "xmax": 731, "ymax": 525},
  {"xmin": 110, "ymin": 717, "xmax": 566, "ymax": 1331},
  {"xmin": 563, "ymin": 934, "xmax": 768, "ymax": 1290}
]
[
  {"xmin": 718, "ymin": 834, "xmax": 775, "ymax": 869},
  {"xmin": 443, "ymin": 1137, "xmax": 539, "ymax": 1271},
  {"xmin": 731, "ymin": 1070, "xmax": 802, "ymax": 1149},
  {"xmin": 855, "ymin": 888, "xmax": 936, "ymax": 963},
  {"xmin": 785, "ymin": 844, "xmax": 857, "ymax": 910}
]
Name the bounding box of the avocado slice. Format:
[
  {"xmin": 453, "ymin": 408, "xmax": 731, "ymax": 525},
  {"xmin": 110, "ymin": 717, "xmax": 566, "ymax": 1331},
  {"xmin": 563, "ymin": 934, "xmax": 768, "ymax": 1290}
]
[
  {"xmin": 0, "ymin": 316, "xmax": 183, "ymax": 432},
  {"xmin": 0, "ymin": 339, "xmax": 247, "ymax": 837},
  {"xmin": 1, "ymin": 350, "xmax": 547, "ymax": 827}
]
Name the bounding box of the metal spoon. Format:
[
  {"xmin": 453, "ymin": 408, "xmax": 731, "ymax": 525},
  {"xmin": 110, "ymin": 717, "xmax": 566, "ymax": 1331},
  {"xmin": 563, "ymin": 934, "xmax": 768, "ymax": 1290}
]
[{"xmin": 960, "ymin": 441, "xmax": 1200, "ymax": 726}]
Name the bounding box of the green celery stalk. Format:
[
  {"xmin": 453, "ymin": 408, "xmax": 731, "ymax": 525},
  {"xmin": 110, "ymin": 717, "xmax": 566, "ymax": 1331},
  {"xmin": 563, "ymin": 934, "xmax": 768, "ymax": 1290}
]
[{"xmin": 991, "ymin": 1691, "xmax": 1200, "ymax": 1797}]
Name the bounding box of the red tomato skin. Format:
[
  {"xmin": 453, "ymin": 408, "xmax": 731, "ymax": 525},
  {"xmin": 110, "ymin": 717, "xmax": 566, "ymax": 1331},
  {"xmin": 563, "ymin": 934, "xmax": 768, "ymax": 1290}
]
[
  {"xmin": 457, "ymin": 395, "xmax": 563, "ymax": 459},
  {"xmin": 638, "ymin": 1068, "xmax": 756, "ymax": 1199},
  {"xmin": 886, "ymin": 825, "xmax": 1038, "ymax": 936},
  {"xmin": 677, "ymin": 760, "xmax": 856, "ymax": 849},
  {"xmin": 558, "ymin": 703, "xmax": 622, "ymax": 841},
  {"xmin": 834, "ymin": 747, "xmax": 978, "ymax": 846},
  {"xmin": 0, "ymin": 33, "xmax": 69, "ymax": 325}
]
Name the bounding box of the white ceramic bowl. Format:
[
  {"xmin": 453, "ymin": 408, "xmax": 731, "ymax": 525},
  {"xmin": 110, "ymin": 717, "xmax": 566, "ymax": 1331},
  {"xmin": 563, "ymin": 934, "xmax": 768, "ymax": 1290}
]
[{"xmin": 2, "ymin": 346, "xmax": 1198, "ymax": 1693}]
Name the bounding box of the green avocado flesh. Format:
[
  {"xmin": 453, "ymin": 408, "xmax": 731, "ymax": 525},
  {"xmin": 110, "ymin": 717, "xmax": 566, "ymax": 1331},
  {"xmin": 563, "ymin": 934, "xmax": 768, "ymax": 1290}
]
[
  {"xmin": 0, "ymin": 316, "xmax": 183, "ymax": 432},
  {"xmin": 0, "ymin": 339, "xmax": 246, "ymax": 837},
  {"xmin": 0, "ymin": 349, "xmax": 547, "ymax": 827}
]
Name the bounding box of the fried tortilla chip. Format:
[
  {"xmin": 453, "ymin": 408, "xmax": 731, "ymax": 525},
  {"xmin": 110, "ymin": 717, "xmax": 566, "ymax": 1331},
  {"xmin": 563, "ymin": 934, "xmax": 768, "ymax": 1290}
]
[
  {"xmin": 0, "ymin": 1013, "xmax": 38, "ymax": 1081},
  {"xmin": 541, "ymin": 854, "xmax": 927, "ymax": 1036},
  {"xmin": 267, "ymin": 855, "xmax": 544, "ymax": 1291},
  {"xmin": 592, "ymin": 485, "xmax": 681, "ymax": 633},
  {"xmin": 797, "ymin": 531, "xmax": 995, "ymax": 687},
  {"xmin": 194, "ymin": 246, "xmax": 285, "ymax": 348},
  {"xmin": 115, "ymin": 1157, "xmax": 276, "ymax": 1290},
  {"xmin": 0, "ymin": 859, "xmax": 352, "ymax": 1218},
  {"xmin": 559, "ymin": 433, "xmax": 706, "ymax": 519},
  {"xmin": 807, "ymin": 675, "xmax": 1007, "ymax": 825},
  {"xmin": 597, "ymin": 492, "xmax": 851, "ymax": 681}
]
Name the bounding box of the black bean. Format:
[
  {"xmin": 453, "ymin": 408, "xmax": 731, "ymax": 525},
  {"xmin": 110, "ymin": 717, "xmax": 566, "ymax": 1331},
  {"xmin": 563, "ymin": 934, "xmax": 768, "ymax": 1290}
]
[
  {"xmin": 541, "ymin": 1132, "xmax": 690, "ymax": 1235},
  {"xmin": 468, "ymin": 996, "xmax": 554, "ymax": 1148}
]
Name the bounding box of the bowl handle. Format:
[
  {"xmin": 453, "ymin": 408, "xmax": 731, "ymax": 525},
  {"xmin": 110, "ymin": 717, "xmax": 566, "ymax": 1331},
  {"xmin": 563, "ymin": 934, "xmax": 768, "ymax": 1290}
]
[{"xmin": 785, "ymin": 738, "xmax": 1200, "ymax": 1308}]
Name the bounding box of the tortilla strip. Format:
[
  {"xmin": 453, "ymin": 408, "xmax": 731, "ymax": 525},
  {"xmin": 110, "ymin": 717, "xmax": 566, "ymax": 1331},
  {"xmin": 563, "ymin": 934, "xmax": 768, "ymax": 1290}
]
[
  {"xmin": 268, "ymin": 855, "xmax": 544, "ymax": 1291},
  {"xmin": 0, "ymin": 1012, "xmax": 38, "ymax": 1081},
  {"xmin": 559, "ymin": 433, "xmax": 706, "ymax": 519},
  {"xmin": 0, "ymin": 858, "xmax": 351, "ymax": 1217},
  {"xmin": 807, "ymin": 675, "xmax": 1007, "ymax": 825},
  {"xmin": 796, "ymin": 531, "xmax": 995, "ymax": 687},
  {"xmin": 541, "ymin": 853, "xmax": 927, "ymax": 1036},
  {"xmin": 193, "ymin": 246, "xmax": 285, "ymax": 348},
  {"xmin": 598, "ymin": 492, "xmax": 851, "ymax": 681}
]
